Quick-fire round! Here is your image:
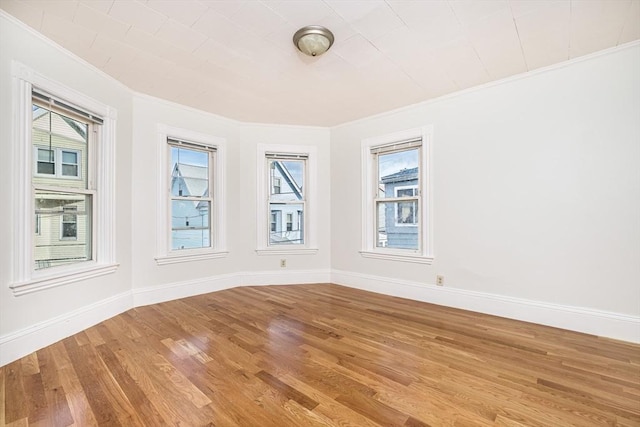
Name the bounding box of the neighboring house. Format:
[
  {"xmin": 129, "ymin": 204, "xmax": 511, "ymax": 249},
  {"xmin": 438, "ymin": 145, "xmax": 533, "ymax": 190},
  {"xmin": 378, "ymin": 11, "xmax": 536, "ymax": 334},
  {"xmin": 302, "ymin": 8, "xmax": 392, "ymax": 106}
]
[
  {"xmin": 380, "ymin": 167, "xmax": 418, "ymax": 249},
  {"xmin": 170, "ymin": 159, "xmax": 303, "ymax": 249},
  {"xmin": 32, "ymin": 105, "xmax": 90, "ymax": 269},
  {"xmin": 171, "ymin": 162, "xmax": 210, "ymax": 250},
  {"xmin": 269, "ymin": 161, "xmax": 304, "ymax": 245}
]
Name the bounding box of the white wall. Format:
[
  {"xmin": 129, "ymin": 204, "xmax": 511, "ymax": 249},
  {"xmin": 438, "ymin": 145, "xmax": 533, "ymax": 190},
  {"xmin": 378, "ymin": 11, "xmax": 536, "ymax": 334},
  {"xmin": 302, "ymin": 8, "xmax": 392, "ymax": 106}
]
[
  {"xmin": 0, "ymin": 14, "xmax": 133, "ymax": 340},
  {"xmin": 1, "ymin": 12, "xmax": 638, "ymax": 365},
  {"xmin": 0, "ymin": 14, "xmax": 331, "ymax": 364},
  {"xmin": 331, "ymin": 44, "xmax": 640, "ymax": 327},
  {"xmin": 131, "ymin": 96, "xmax": 332, "ymax": 303}
]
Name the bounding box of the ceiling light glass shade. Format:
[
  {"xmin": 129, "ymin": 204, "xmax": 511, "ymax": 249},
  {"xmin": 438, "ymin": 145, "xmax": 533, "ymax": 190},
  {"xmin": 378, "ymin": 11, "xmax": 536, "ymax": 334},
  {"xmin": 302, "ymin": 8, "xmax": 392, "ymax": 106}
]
[{"xmin": 293, "ymin": 26, "xmax": 334, "ymax": 57}]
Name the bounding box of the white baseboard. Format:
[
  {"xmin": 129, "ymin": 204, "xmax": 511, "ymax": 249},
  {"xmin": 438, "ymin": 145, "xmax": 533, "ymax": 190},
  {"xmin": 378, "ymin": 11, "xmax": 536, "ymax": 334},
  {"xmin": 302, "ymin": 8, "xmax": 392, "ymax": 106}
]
[
  {"xmin": 331, "ymin": 270, "xmax": 640, "ymax": 344},
  {"xmin": 132, "ymin": 273, "xmax": 240, "ymax": 307},
  {"xmin": 0, "ymin": 269, "xmax": 331, "ymax": 366},
  {"xmin": 3, "ymin": 268, "xmax": 636, "ymax": 366},
  {"xmin": 0, "ymin": 291, "xmax": 132, "ymax": 366},
  {"xmin": 240, "ymin": 269, "xmax": 331, "ymax": 286},
  {"xmin": 133, "ymin": 269, "xmax": 331, "ymax": 307}
]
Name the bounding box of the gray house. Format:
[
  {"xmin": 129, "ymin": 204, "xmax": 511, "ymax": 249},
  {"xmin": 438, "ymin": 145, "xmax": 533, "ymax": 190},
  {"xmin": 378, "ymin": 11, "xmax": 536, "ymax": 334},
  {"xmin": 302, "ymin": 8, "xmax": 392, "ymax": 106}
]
[
  {"xmin": 170, "ymin": 159, "xmax": 305, "ymax": 249},
  {"xmin": 171, "ymin": 162, "xmax": 210, "ymax": 250},
  {"xmin": 380, "ymin": 167, "xmax": 418, "ymax": 250},
  {"xmin": 269, "ymin": 160, "xmax": 304, "ymax": 245}
]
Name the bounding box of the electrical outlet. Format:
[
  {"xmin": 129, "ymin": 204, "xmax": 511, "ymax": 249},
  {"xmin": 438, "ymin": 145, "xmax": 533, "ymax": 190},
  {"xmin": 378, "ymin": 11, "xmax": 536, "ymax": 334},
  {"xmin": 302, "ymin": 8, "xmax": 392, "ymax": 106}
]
[
  {"xmin": 280, "ymin": 259, "xmax": 286, "ymax": 268},
  {"xmin": 436, "ymin": 275, "xmax": 444, "ymax": 286}
]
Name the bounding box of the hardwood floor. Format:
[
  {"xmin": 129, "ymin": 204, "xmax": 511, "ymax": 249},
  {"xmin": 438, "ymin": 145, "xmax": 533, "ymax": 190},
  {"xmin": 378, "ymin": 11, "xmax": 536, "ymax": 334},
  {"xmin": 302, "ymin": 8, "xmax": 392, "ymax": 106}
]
[{"xmin": 2, "ymin": 284, "xmax": 639, "ymax": 426}]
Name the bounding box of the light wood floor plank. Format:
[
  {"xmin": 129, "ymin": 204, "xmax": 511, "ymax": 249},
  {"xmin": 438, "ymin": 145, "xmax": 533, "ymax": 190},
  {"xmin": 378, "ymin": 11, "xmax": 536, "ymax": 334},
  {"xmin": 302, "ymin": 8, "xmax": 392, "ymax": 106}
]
[{"xmin": 2, "ymin": 284, "xmax": 639, "ymax": 426}]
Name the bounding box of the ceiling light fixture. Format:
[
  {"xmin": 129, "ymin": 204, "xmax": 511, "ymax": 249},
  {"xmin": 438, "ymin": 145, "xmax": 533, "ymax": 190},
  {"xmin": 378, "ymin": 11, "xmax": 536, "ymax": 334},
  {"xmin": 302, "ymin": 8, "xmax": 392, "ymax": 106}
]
[{"xmin": 293, "ymin": 25, "xmax": 334, "ymax": 57}]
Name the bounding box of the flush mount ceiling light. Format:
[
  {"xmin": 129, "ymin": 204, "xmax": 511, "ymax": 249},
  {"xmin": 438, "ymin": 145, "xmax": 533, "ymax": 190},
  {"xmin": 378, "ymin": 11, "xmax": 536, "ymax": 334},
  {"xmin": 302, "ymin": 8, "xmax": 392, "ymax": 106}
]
[{"xmin": 293, "ymin": 25, "xmax": 335, "ymax": 57}]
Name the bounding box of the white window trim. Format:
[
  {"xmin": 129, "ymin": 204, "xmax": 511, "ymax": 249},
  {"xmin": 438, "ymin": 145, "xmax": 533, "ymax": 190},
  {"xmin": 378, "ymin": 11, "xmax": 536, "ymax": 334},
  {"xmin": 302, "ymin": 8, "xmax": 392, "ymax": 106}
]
[
  {"xmin": 155, "ymin": 124, "xmax": 227, "ymax": 265},
  {"xmin": 10, "ymin": 61, "xmax": 118, "ymax": 296},
  {"xmin": 360, "ymin": 126, "xmax": 434, "ymax": 264},
  {"xmin": 256, "ymin": 144, "xmax": 318, "ymax": 255}
]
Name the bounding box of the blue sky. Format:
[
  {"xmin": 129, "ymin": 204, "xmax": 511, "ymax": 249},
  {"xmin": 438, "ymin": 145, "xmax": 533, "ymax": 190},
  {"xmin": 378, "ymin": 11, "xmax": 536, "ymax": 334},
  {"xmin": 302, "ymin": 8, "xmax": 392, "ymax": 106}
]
[
  {"xmin": 280, "ymin": 160, "xmax": 304, "ymax": 188},
  {"xmin": 379, "ymin": 149, "xmax": 418, "ymax": 179},
  {"xmin": 171, "ymin": 147, "xmax": 208, "ymax": 169}
]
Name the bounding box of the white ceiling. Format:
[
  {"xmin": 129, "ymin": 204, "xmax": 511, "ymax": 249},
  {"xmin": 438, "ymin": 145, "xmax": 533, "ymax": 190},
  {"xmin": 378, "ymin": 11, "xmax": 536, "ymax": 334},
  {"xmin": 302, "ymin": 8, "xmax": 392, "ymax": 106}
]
[{"xmin": 2, "ymin": 0, "xmax": 639, "ymax": 126}]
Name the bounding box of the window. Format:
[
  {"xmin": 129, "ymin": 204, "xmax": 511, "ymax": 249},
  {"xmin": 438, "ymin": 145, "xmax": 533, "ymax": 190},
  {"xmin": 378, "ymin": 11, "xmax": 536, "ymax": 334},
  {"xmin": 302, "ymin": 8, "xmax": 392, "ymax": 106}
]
[
  {"xmin": 10, "ymin": 62, "xmax": 117, "ymax": 295},
  {"xmin": 286, "ymin": 213, "xmax": 293, "ymax": 232},
  {"xmin": 268, "ymin": 155, "xmax": 305, "ymax": 246},
  {"xmin": 32, "ymin": 97, "xmax": 94, "ymax": 270},
  {"xmin": 273, "ymin": 176, "xmax": 281, "ymax": 194},
  {"xmin": 256, "ymin": 144, "xmax": 318, "ymax": 255},
  {"xmin": 155, "ymin": 125, "xmax": 227, "ymax": 265},
  {"xmin": 36, "ymin": 148, "xmax": 55, "ymax": 174},
  {"xmin": 34, "ymin": 147, "xmax": 81, "ymax": 178},
  {"xmin": 361, "ymin": 126, "xmax": 433, "ymax": 263},
  {"xmin": 394, "ymin": 186, "xmax": 418, "ymax": 226},
  {"xmin": 270, "ymin": 212, "xmax": 279, "ymax": 233},
  {"xmin": 35, "ymin": 214, "xmax": 41, "ymax": 235},
  {"xmin": 169, "ymin": 140, "xmax": 213, "ymax": 251},
  {"xmin": 267, "ymin": 156, "xmax": 305, "ymax": 245},
  {"xmin": 60, "ymin": 206, "xmax": 78, "ymax": 239},
  {"xmin": 61, "ymin": 150, "xmax": 79, "ymax": 177}
]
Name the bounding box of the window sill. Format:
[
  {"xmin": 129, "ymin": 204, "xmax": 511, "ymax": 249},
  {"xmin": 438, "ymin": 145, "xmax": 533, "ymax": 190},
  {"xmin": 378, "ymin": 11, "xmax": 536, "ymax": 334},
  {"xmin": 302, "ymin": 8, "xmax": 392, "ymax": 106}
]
[
  {"xmin": 256, "ymin": 248, "xmax": 318, "ymax": 256},
  {"xmin": 10, "ymin": 263, "xmax": 120, "ymax": 296},
  {"xmin": 359, "ymin": 250, "xmax": 433, "ymax": 264},
  {"xmin": 155, "ymin": 250, "xmax": 229, "ymax": 265}
]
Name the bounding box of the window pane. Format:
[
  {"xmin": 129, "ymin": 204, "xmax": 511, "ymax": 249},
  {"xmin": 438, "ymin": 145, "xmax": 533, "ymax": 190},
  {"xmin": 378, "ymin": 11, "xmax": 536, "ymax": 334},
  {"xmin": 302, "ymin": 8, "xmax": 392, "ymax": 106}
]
[
  {"xmin": 376, "ymin": 201, "xmax": 418, "ymax": 250},
  {"xmin": 58, "ymin": 204, "xmax": 78, "ymax": 240},
  {"xmin": 269, "ymin": 203, "xmax": 304, "ymax": 245},
  {"xmin": 37, "ymin": 148, "xmax": 55, "ymax": 175},
  {"xmin": 378, "ymin": 149, "xmax": 419, "ymax": 199},
  {"xmin": 38, "ymin": 148, "xmax": 54, "ymax": 162},
  {"xmin": 396, "ymin": 188, "xmax": 415, "ymax": 197},
  {"xmin": 397, "ymin": 201, "xmax": 418, "ymax": 225},
  {"xmin": 171, "ymin": 200, "xmax": 210, "ymax": 250},
  {"xmin": 62, "ymin": 164, "xmax": 78, "ymax": 176},
  {"xmin": 269, "ymin": 160, "xmax": 304, "ymax": 201},
  {"xmin": 171, "ymin": 146, "xmax": 209, "ymax": 197},
  {"xmin": 34, "ymin": 190, "xmax": 92, "ymax": 270},
  {"xmin": 62, "ymin": 151, "xmax": 77, "ymax": 164},
  {"xmin": 37, "ymin": 161, "xmax": 55, "ymax": 175}
]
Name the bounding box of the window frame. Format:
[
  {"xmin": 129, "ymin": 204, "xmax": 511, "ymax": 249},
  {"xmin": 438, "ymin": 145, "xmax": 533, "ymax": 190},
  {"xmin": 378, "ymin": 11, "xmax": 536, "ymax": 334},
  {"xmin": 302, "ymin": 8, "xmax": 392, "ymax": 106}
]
[
  {"xmin": 256, "ymin": 144, "xmax": 318, "ymax": 255},
  {"xmin": 155, "ymin": 124, "xmax": 227, "ymax": 265},
  {"xmin": 10, "ymin": 61, "xmax": 118, "ymax": 296},
  {"xmin": 360, "ymin": 126, "xmax": 433, "ymax": 264}
]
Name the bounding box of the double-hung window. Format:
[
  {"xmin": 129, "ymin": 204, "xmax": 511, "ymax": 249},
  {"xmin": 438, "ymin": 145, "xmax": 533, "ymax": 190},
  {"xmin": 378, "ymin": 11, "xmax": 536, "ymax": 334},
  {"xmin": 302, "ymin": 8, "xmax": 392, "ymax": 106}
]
[
  {"xmin": 155, "ymin": 125, "xmax": 227, "ymax": 264},
  {"xmin": 256, "ymin": 144, "xmax": 318, "ymax": 254},
  {"xmin": 267, "ymin": 153, "xmax": 306, "ymax": 246},
  {"xmin": 31, "ymin": 94, "xmax": 96, "ymax": 270},
  {"xmin": 10, "ymin": 62, "xmax": 117, "ymax": 295},
  {"xmin": 169, "ymin": 139, "xmax": 214, "ymax": 251},
  {"xmin": 361, "ymin": 126, "xmax": 433, "ymax": 263}
]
